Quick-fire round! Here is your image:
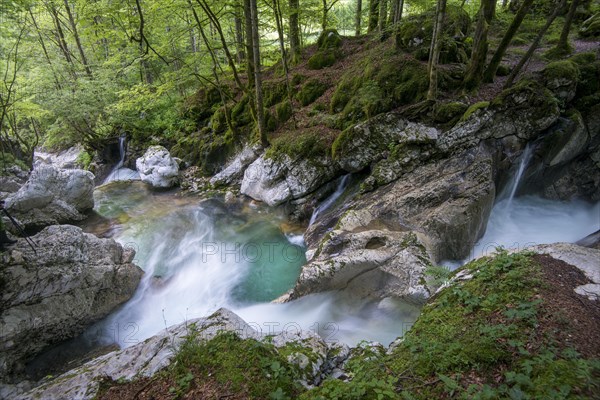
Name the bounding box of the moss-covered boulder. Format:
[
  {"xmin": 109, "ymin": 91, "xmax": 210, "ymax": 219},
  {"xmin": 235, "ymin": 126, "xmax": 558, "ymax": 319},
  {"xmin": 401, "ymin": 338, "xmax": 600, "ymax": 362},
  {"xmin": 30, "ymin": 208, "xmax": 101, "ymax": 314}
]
[
  {"xmin": 542, "ymin": 60, "xmax": 580, "ymax": 103},
  {"xmin": 439, "ymin": 81, "xmax": 560, "ymax": 153},
  {"xmin": 569, "ymin": 52, "xmax": 600, "ymax": 99},
  {"xmin": 307, "ymin": 50, "xmax": 338, "ymax": 70},
  {"xmin": 296, "ymin": 79, "xmax": 329, "ymax": 106},
  {"xmin": 396, "ymin": 5, "xmax": 471, "ymax": 64},
  {"xmin": 317, "ymin": 28, "xmax": 342, "ymax": 49},
  {"xmin": 330, "ymin": 56, "xmax": 429, "ymax": 128},
  {"xmin": 182, "ymin": 86, "xmax": 222, "ymax": 122},
  {"xmin": 332, "ymin": 112, "xmax": 438, "ymax": 173},
  {"xmin": 433, "ymin": 101, "xmax": 468, "ymax": 125},
  {"xmin": 579, "ymin": 12, "xmax": 600, "ymax": 37}
]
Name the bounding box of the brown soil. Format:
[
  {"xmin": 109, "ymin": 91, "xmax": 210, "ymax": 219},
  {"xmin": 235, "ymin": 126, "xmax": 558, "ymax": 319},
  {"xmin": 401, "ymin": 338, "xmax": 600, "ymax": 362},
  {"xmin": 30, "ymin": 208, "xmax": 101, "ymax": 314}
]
[
  {"xmin": 533, "ymin": 253, "xmax": 600, "ymax": 358},
  {"xmin": 96, "ymin": 374, "xmax": 247, "ymax": 400}
]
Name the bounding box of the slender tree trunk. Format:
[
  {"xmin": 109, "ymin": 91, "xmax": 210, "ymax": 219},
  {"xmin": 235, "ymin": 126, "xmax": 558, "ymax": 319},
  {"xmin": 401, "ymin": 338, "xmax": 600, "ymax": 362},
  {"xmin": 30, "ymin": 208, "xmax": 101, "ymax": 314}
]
[
  {"xmin": 249, "ymin": 0, "xmax": 268, "ymax": 147},
  {"xmin": 378, "ymin": 0, "xmax": 388, "ymax": 31},
  {"xmin": 63, "ymin": 0, "xmax": 93, "ymax": 78},
  {"xmin": 234, "ymin": 1, "xmax": 245, "ymax": 63},
  {"xmin": 322, "ymin": 0, "xmax": 328, "ymax": 30},
  {"xmin": 244, "ymin": 0, "xmax": 255, "ymax": 88},
  {"xmin": 49, "ymin": 5, "xmax": 73, "ymax": 66},
  {"xmin": 484, "ymin": 0, "xmax": 534, "ymax": 82},
  {"xmin": 368, "ymin": 0, "xmax": 379, "ymax": 32},
  {"xmin": 273, "ymin": 0, "xmax": 296, "ymax": 127},
  {"xmin": 427, "ymin": 0, "xmax": 447, "ymax": 100},
  {"xmin": 556, "ymin": 0, "xmax": 579, "ymax": 50},
  {"xmin": 463, "ymin": 0, "xmax": 497, "ymax": 91},
  {"xmin": 289, "ymin": 0, "xmax": 301, "ymax": 62},
  {"xmin": 355, "ymin": 0, "xmax": 362, "ymax": 35},
  {"xmin": 505, "ymin": 0, "xmax": 567, "ymax": 88},
  {"xmin": 29, "ymin": 8, "xmax": 62, "ymax": 89}
]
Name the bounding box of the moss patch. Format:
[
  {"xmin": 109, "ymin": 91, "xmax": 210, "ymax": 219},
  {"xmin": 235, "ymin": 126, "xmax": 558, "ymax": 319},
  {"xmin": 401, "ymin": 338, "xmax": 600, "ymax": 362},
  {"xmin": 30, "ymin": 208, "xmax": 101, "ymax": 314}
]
[
  {"xmin": 460, "ymin": 101, "xmax": 489, "ymax": 122},
  {"xmin": 265, "ymin": 130, "xmax": 330, "ymax": 161},
  {"xmin": 296, "ymin": 79, "xmax": 329, "ymax": 106},
  {"xmin": 317, "ymin": 29, "xmax": 342, "ymax": 49},
  {"xmin": 308, "ymin": 50, "xmax": 339, "ymax": 70},
  {"xmin": 433, "ymin": 102, "xmax": 468, "ymax": 125}
]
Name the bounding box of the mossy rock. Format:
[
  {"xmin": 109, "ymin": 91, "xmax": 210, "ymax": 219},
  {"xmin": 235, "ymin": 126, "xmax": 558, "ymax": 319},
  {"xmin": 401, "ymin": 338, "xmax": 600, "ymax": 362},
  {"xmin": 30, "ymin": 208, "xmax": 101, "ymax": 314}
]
[
  {"xmin": 330, "ymin": 56, "xmax": 428, "ymax": 126},
  {"xmin": 496, "ymin": 64, "xmax": 511, "ymax": 77},
  {"xmin": 209, "ymin": 106, "xmax": 228, "ymax": 134},
  {"xmin": 231, "ymin": 95, "xmax": 253, "ymax": 127},
  {"xmin": 460, "ymin": 101, "xmax": 489, "ymax": 122},
  {"xmin": 569, "ymin": 51, "xmax": 597, "ymax": 66},
  {"xmin": 579, "ymin": 12, "xmax": 600, "ymax": 37},
  {"xmin": 296, "ymin": 79, "xmax": 328, "ymax": 106},
  {"xmin": 183, "ymin": 86, "xmax": 222, "ymax": 121},
  {"xmin": 265, "ymin": 130, "xmax": 330, "ymax": 161},
  {"xmin": 396, "ymin": 5, "xmax": 471, "ymax": 64},
  {"xmin": 263, "ymin": 80, "xmax": 288, "ymax": 107},
  {"xmin": 317, "ymin": 28, "xmax": 342, "ymax": 49},
  {"xmin": 291, "ymin": 73, "xmax": 307, "ymax": 86},
  {"xmin": 275, "ymin": 100, "xmax": 293, "ymax": 124},
  {"xmin": 434, "ymin": 102, "xmax": 468, "ymax": 124},
  {"xmin": 172, "ymin": 127, "xmax": 241, "ymax": 175},
  {"xmin": 307, "ymin": 50, "xmax": 338, "ymax": 70}
]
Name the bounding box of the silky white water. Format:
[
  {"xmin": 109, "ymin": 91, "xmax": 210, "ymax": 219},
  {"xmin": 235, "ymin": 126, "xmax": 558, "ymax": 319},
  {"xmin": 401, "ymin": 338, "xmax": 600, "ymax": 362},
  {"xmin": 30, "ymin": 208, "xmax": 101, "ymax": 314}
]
[
  {"xmin": 103, "ymin": 135, "xmax": 140, "ymax": 184},
  {"xmin": 309, "ymin": 174, "xmax": 351, "ymax": 226},
  {"xmin": 84, "ymin": 182, "xmax": 419, "ymax": 349}
]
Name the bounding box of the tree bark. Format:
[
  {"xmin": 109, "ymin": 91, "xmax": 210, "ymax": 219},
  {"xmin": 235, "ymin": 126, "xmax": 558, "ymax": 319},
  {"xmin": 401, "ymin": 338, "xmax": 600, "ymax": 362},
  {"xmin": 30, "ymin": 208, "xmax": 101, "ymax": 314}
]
[
  {"xmin": 427, "ymin": 0, "xmax": 447, "ymax": 100},
  {"xmin": 378, "ymin": 0, "xmax": 388, "ymax": 31},
  {"xmin": 504, "ymin": 0, "xmax": 567, "ymax": 88},
  {"xmin": 63, "ymin": 0, "xmax": 93, "ymax": 78},
  {"xmin": 234, "ymin": 1, "xmax": 245, "ymax": 63},
  {"xmin": 556, "ymin": 0, "xmax": 579, "ymax": 50},
  {"xmin": 289, "ymin": 0, "xmax": 301, "ymax": 62},
  {"xmin": 368, "ymin": 0, "xmax": 379, "ymax": 32},
  {"xmin": 484, "ymin": 0, "xmax": 534, "ymax": 82},
  {"xmin": 244, "ymin": 0, "xmax": 255, "ymax": 88},
  {"xmin": 463, "ymin": 0, "xmax": 497, "ymax": 91},
  {"xmin": 355, "ymin": 0, "xmax": 362, "ymax": 35},
  {"xmin": 249, "ymin": 0, "xmax": 268, "ymax": 147},
  {"xmin": 273, "ymin": 0, "xmax": 296, "ymax": 127}
]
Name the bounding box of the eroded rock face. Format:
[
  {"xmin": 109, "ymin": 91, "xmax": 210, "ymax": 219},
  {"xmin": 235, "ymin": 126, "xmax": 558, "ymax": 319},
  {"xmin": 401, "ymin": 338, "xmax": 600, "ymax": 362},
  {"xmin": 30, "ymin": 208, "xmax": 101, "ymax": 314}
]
[
  {"xmin": 33, "ymin": 144, "xmax": 86, "ymax": 170},
  {"xmin": 16, "ymin": 308, "xmax": 337, "ymax": 400},
  {"xmin": 0, "ymin": 225, "xmax": 143, "ymax": 379},
  {"xmin": 210, "ymin": 145, "xmax": 261, "ymax": 187},
  {"xmin": 332, "ymin": 113, "xmax": 439, "ymax": 173},
  {"xmin": 290, "ymin": 230, "xmax": 431, "ymax": 303},
  {"xmin": 135, "ymin": 146, "xmax": 179, "ymax": 188},
  {"xmin": 4, "ymin": 165, "xmax": 94, "ymax": 231},
  {"xmin": 438, "ymin": 81, "xmax": 560, "ymax": 153},
  {"xmin": 294, "ymin": 145, "xmax": 495, "ymax": 302},
  {"xmin": 241, "ymin": 154, "xmax": 339, "ymax": 207}
]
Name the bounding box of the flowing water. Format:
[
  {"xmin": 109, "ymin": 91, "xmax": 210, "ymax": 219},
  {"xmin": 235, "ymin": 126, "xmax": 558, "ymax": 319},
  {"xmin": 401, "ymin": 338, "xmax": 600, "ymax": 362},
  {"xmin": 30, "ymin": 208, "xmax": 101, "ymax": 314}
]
[
  {"xmin": 103, "ymin": 136, "xmax": 140, "ymax": 184},
  {"xmin": 80, "ymin": 181, "xmax": 421, "ymax": 350},
  {"xmin": 309, "ymin": 174, "xmax": 351, "ymax": 226}
]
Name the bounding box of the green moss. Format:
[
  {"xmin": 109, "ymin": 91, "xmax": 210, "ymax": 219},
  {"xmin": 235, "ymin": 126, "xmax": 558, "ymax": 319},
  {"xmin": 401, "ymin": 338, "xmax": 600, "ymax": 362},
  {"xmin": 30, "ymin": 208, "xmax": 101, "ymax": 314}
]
[
  {"xmin": 460, "ymin": 101, "xmax": 489, "ymax": 122},
  {"xmin": 433, "ymin": 102, "xmax": 468, "ymax": 124},
  {"xmin": 183, "ymin": 86, "xmax": 222, "ymax": 121},
  {"xmin": 296, "ymin": 79, "xmax": 328, "ymax": 106},
  {"xmin": 263, "ymin": 80, "xmax": 288, "ymax": 107},
  {"xmin": 275, "ymin": 100, "xmax": 293, "ymax": 124},
  {"xmin": 542, "ymin": 60, "xmax": 580, "ymax": 84},
  {"xmin": 291, "ymin": 73, "xmax": 307, "ymax": 86},
  {"xmin": 496, "ymin": 64, "xmax": 511, "ymax": 77},
  {"xmin": 307, "ymin": 50, "xmax": 338, "ymax": 70},
  {"xmin": 569, "ymin": 51, "xmax": 597, "ymax": 66},
  {"xmin": 169, "ymin": 331, "xmax": 303, "ymax": 399},
  {"xmin": 317, "ymin": 29, "xmax": 342, "ymax": 49},
  {"xmin": 579, "ymin": 12, "xmax": 600, "ymax": 38},
  {"xmin": 265, "ymin": 131, "xmax": 329, "ymax": 161},
  {"xmin": 575, "ymin": 61, "xmax": 600, "ymax": 98},
  {"xmin": 209, "ymin": 106, "xmax": 228, "ymax": 134},
  {"xmin": 231, "ymin": 95, "xmax": 253, "ymax": 127}
]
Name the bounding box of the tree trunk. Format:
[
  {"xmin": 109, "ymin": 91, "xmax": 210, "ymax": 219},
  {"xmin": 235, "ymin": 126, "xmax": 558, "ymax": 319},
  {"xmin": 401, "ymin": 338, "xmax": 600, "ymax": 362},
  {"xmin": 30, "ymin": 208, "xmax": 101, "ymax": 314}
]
[
  {"xmin": 355, "ymin": 0, "xmax": 362, "ymax": 35},
  {"xmin": 322, "ymin": 0, "xmax": 328, "ymax": 30},
  {"xmin": 234, "ymin": 1, "xmax": 245, "ymax": 63},
  {"xmin": 463, "ymin": 0, "xmax": 497, "ymax": 91},
  {"xmin": 273, "ymin": 0, "xmax": 296, "ymax": 127},
  {"xmin": 29, "ymin": 8, "xmax": 62, "ymax": 89},
  {"xmin": 556, "ymin": 0, "xmax": 579, "ymax": 50},
  {"xmin": 49, "ymin": 5, "xmax": 73, "ymax": 66},
  {"xmin": 504, "ymin": 0, "xmax": 567, "ymax": 88},
  {"xmin": 368, "ymin": 0, "xmax": 379, "ymax": 32},
  {"xmin": 244, "ymin": 0, "xmax": 255, "ymax": 88},
  {"xmin": 484, "ymin": 0, "xmax": 534, "ymax": 83},
  {"xmin": 378, "ymin": 0, "xmax": 388, "ymax": 31},
  {"xmin": 249, "ymin": 0, "xmax": 268, "ymax": 147},
  {"xmin": 427, "ymin": 0, "xmax": 447, "ymax": 100},
  {"xmin": 63, "ymin": 0, "xmax": 93, "ymax": 78},
  {"xmin": 289, "ymin": 0, "xmax": 301, "ymax": 63}
]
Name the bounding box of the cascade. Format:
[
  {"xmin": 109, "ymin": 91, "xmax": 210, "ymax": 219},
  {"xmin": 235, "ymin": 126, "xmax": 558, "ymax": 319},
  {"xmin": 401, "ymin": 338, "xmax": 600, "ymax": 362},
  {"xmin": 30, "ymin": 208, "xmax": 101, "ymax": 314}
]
[{"xmin": 309, "ymin": 174, "xmax": 350, "ymax": 226}]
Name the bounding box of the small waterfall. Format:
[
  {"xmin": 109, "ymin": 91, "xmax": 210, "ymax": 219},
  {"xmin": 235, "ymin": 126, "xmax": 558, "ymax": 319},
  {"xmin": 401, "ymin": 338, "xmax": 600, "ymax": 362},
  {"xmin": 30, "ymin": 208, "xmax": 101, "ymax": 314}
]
[
  {"xmin": 504, "ymin": 144, "xmax": 534, "ymax": 210},
  {"xmin": 309, "ymin": 174, "xmax": 350, "ymax": 226},
  {"xmin": 103, "ymin": 135, "xmax": 139, "ymax": 184}
]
